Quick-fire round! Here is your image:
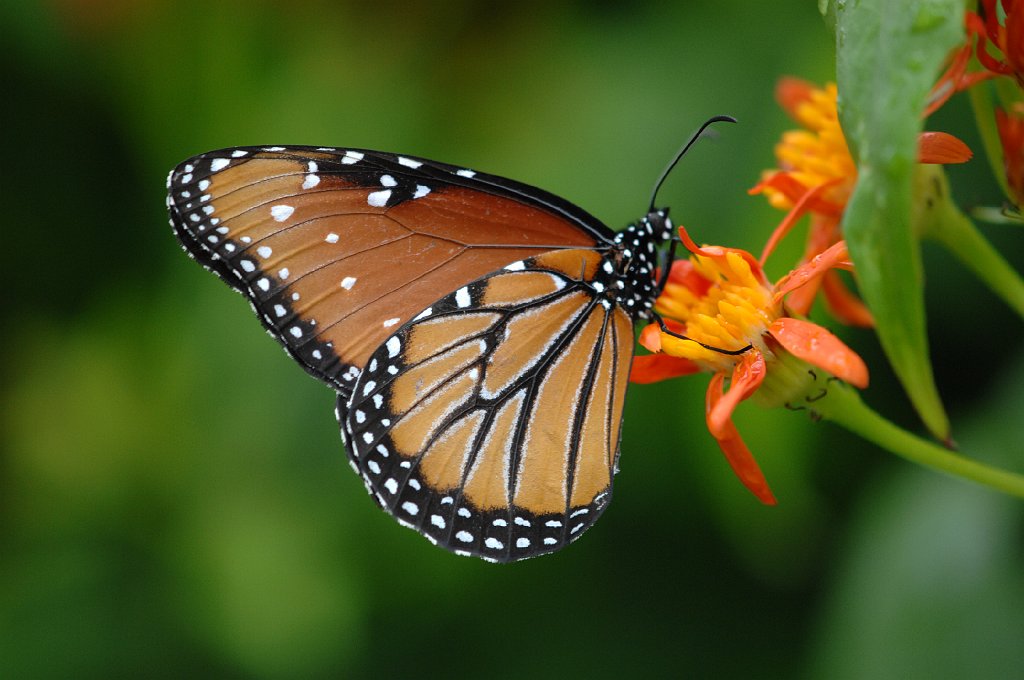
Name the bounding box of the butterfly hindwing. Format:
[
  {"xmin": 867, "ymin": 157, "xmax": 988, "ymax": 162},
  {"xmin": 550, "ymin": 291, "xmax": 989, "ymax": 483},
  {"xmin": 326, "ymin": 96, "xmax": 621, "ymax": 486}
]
[{"xmin": 340, "ymin": 249, "xmax": 635, "ymax": 562}]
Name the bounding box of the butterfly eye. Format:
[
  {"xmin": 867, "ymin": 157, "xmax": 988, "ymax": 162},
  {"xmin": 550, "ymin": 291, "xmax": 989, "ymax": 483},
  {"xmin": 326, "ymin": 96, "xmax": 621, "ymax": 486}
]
[{"xmin": 167, "ymin": 146, "xmax": 667, "ymax": 561}]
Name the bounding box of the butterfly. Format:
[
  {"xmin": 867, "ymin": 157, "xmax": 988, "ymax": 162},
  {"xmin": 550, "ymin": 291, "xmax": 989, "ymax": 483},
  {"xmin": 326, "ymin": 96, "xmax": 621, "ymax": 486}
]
[{"xmin": 165, "ymin": 120, "xmax": 730, "ymax": 562}]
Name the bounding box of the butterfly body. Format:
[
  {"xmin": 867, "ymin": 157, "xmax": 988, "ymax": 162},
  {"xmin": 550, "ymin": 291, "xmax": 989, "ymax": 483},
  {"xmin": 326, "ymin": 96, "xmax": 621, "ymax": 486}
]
[{"xmin": 167, "ymin": 146, "xmax": 671, "ymax": 561}]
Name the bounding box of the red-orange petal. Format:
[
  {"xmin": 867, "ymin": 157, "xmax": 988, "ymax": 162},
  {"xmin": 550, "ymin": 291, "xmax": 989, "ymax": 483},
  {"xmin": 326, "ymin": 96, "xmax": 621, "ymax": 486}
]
[
  {"xmin": 996, "ymin": 106, "xmax": 1024, "ymax": 205},
  {"xmin": 775, "ymin": 76, "xmax": 816, "ymax": 120},
  {"xmin": 759, "ymin": 183, "xmax": 833, "ymax": 266},
  {"xmin": 629, "ymin": 353, "xmax": 700, "ymax": 384},
  {"xmin": 678, "ymin": 226, "xmax": 770, "ymax": 288},
  {"xmin": 974, "ymin": 4, "xmax": 1015, "ymax": 76},
  {"xmin": 782, "ymin": 213, "xmax": 845, "ymax": 315},
  {"xmin": 925, "ymin": 39, "xmax": 974, "ymax": 117},
  {"xmin": 1006, "ymin": 1, "xmax": 1024, "ymax": 79},
  {"xmin": 638, "ymin": 322, "xmax": 663, "ymax": 352},
  {"xmin": 821, "ymin": 270, "xmax": 874, "ymax": 327},
  {"xmin": 774, "ymin": 240, "xmax": 852, "ymax": 303},
  {"xmin": 749, "ymin": 172, "xmax": 847, "ymax": 217},
  {"xmin": 675, "ymin": 223, "xmax": 718, "ymax": 258},
  {"xmin": 768, "ymin": 317, "xmax": 869, "ymax": 388},
  {"xmin": 705, "ymin": 373, "xmax": 777, "ymax": 505},
  {"xmin": 666, "ymin": 258, "xmax": 713, "ymax": 297},
  {"xmin": 783, "ymin": 271, "xmax": 823, "ymax": 317},
  {"xmin": 706, "ymin": 350, "xmax": 766, "ymax": 438},
  {"xmin": 918, "ymin": 131, "xmax": 973, "ymax": 164}
]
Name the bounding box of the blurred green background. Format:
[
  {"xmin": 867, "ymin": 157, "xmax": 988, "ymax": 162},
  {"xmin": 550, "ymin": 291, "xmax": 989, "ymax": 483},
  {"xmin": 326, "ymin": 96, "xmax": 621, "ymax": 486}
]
[{"xmin": 3, "ymin": 1, "xmax": 1023, "ymax": 678}]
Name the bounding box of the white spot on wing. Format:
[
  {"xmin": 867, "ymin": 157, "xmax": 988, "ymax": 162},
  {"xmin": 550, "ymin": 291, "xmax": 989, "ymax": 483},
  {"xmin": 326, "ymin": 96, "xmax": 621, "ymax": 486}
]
[
  {"xmin": 380, "ymin": 174, "xmax": 397, "ymax": 187},
  {"xmin": 340, "ymin": 276, "xmax": 357, "ymax": 290},
  {"xmin": 367, "ymin": 189, "xmax": 391, "ymax": 207},
  {"xmin": 398, "ymin": 156, "xmax": 422, "ymax": 168},
  {"xmin": 382, "ymin": 317, "xmax": 400, "ymax": 328},
  {"xmin": 386, "ymin": 336, "xmax": 401, "ymax": 358},
  {"xmin": 270, "ymin": 205, "xmax": 294, "ymax": 222},
  {"xmin": 210, "ymin": 158, "xmax": 230, "ymax": 172},
  {"xmin": 413, "ymin": 185, "xmax": 430, "ymax": 199},
  {"xmin": 302, "ymin": 174, "xmax": 320, "ymax": 189},
  {"xmin": 456, "ymin": 169, "xmax": 476, "ymax": 177},
  {"xmin": 256, "ymin": 246, "xmax": 272, "ymax": 259},
  {"xmin": 342, "ymin": 150, "xmax": 364, "ymax": 164},
  {"xmin": 455, "ymin": 287, "xmax": 471, "ymax": 308},
  {"xmin": 325, "ymin": 232, "xmax": 339, "ymax": 243}
]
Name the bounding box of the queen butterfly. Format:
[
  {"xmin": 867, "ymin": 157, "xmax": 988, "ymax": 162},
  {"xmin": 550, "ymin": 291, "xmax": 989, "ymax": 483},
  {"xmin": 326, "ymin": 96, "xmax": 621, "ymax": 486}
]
[{"xmin": 166, "ymin": 120, "xmax": 731, "ymax": 562}]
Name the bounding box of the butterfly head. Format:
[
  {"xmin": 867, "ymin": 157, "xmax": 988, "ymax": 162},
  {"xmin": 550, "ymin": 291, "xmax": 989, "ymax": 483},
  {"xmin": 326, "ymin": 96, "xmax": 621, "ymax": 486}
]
[{"xmin": 599, "ymin": 208, "xmax": 674, "ymax": 320}]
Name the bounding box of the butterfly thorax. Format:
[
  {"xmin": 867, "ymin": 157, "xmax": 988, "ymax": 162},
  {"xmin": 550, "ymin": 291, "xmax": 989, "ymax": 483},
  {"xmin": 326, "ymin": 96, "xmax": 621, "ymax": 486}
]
[{"xmin": 598, "ymin": 209, "xmax": 673, "ymax": 321}]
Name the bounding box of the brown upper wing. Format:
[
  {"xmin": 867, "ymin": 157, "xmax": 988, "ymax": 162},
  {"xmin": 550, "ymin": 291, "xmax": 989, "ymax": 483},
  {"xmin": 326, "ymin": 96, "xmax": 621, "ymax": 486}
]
[{"xmin": 166, "ymin": 146, "xmax": 612, "ymax": 397}]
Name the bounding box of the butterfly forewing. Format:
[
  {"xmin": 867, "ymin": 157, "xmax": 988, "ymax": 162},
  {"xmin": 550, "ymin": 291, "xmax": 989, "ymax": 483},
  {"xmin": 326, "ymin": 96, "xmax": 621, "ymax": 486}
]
[
  {"xmin": 166, "ymin": 146, "xmax": 613, "ymax": 398},
  {"xmin": 340, "ymin": 249, "xmax": 634, "ymax": 562}
]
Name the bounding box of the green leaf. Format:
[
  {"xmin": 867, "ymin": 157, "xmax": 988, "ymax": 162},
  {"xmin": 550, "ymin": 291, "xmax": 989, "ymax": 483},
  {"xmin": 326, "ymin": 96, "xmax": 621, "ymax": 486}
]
[{"xmin": 830, "ymin": 0, "xmax": 964, "ymax": 440}]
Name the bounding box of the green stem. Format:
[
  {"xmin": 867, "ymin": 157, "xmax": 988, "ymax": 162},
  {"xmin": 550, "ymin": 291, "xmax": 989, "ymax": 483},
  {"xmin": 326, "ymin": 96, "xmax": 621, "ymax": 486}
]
[
  {"xmin": 813, "ymin": 382, "xmax": 1024, "ymax": 499},
  {"xmin": 915, "ymin": 166, "xmax": 1024, "ymax": 318},
  {"xmin": 967, "ymin": 81, "xmax": 1011, "ymax": 201}
]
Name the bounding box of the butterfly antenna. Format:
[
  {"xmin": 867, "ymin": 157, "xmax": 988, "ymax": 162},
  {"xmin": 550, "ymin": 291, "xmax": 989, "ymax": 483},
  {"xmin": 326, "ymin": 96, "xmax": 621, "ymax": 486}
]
[{"xmin": 648, "ymin": 115, "xmax": 737, "ymax": 214}]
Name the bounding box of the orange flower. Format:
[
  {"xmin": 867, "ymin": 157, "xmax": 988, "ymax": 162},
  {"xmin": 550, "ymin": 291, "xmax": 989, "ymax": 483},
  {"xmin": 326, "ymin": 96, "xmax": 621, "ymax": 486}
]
[
  {"xmin": 929, "ymin": 2, "xmax": 1024, "ymax": 113},
  {"xmin": 751, "ymin": 78, "xmax": 972, "ymax": 326},
  {"xmin": 997, "ymin": 103, "xmax": 1024, "ymax": 206},
  {"xmin": 974, "ymin": 0, "xmax": 1024, "ymax": 86},
  {"xmin": 630, "ymin": 226, "xmax": 868, "ymax": 505},
  {"xmin": 754, "ymin": 79, "xmax": 855, "ymax": 216}
]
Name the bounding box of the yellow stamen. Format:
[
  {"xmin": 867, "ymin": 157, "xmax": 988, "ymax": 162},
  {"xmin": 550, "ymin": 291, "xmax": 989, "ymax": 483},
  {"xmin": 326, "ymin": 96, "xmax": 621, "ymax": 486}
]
[
  {"xmin": 656, "ymin": 251, "xmax": 782, "ymax": 371},
  {"xmin": 761, "ymin": 82, "xmax": 857, "ymax": 210}
]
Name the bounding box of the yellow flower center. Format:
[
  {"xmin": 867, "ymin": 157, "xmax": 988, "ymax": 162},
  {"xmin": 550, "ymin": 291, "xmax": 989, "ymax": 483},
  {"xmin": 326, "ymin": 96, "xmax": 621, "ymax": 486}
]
[
  {"xmin": 763, "ymin": 83, "xmax": 857, "ymax": 210},
  {"xmin": 657, "ymin": 251, "xmax": 781, "ymax": 373}
]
